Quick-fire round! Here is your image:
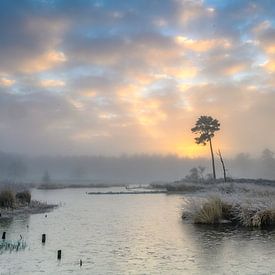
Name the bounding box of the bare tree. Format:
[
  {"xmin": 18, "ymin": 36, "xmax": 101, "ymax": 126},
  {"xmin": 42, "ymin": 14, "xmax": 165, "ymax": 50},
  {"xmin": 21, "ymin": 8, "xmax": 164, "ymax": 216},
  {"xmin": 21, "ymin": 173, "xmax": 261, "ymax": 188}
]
[
  {"xmin": 191, "ymin": 115, "xmax": 220, "ymax": 180},
  {"xmin": 217, "ymin": 149, "xmax": 227, "ymax": 182}
]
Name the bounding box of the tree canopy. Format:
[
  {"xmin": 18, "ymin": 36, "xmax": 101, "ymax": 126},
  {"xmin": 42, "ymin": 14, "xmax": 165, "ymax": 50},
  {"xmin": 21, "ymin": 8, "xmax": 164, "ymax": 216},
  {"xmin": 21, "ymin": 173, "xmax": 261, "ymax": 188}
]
[{"xmin": 191, "ymin": 116, "xmax": 220, "ymax": 145}]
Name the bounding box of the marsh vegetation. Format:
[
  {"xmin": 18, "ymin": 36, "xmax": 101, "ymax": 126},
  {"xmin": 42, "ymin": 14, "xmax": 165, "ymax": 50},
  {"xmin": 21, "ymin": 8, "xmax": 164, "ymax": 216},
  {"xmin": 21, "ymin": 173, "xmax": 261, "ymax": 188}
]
[
  {"xmin": 182, "ymin": 182, "xmax": 275, "ymax": 228},
  {"xmin": 0, "ymin": 188, "xmax": 56, "ymax": 218}
]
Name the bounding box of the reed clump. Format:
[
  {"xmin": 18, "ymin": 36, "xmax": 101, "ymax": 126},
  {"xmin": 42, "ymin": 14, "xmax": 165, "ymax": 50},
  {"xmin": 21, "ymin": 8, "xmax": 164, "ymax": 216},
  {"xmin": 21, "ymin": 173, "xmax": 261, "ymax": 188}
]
[
  {"xmin": 237, "ymin": 208, "xmax": 275, "ymax": 228},
  {"xmin": 192, "ymin": 197, "xmax": 233, "ymax": 224},
  {"xmin": 184, "ymin": 196, "xmax": 275, "ymax": 228}
]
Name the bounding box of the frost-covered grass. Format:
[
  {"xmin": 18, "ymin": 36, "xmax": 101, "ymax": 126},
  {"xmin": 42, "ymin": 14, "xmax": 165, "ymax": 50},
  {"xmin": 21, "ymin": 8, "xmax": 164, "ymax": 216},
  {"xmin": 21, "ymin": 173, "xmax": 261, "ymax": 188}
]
[
  {"xmin": 213, "ymin": 182, "xmax": 275, "ymax": 197},
  {"xmin": 182, "ymin": 182, "xmax": 275, "ymax": 228},
  {"xmin": 152, "ymin": 179, "xmax": 275, "ymax": 195}
]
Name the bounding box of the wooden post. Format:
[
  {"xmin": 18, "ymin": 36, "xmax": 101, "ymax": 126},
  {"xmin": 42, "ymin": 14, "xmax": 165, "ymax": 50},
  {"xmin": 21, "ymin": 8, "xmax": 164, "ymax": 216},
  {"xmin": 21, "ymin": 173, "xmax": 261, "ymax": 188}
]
[
  {"xmin": 2, "ymin": 232, "xmax": 6, "ymax": 240},
  {"xmin": 57, "ymin": 250, "xmax": 62, "ymax": 260},
  {"xmin": 80, "ymin": 259, "xmax": 82, "ymax": 267},
  {"xmin": 42, "ymin": 234, "xmax": 46, "ymax": 243}
]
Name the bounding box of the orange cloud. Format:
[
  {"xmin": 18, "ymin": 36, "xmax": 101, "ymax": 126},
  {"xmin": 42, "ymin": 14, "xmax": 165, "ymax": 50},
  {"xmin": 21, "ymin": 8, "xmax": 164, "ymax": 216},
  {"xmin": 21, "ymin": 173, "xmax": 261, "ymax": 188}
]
[
  {"xmin": 80, "ymin": 90, "xmax": 97, "ymax": 97},
  {"xmin": 223, "ymin": 63, "xmax": 247, "ymax": 75},
  {"xmin": 166, "ymin": 65, "xmax": 198, "ymax": 78},
  {"xmin": 175, "ymin": 36, "xmax": 232, "ymax": 52},
  {"xmin": 40, "ymin": 79, "xmax": 65, "ymax": 88},
  {"xmin": 22, "ymin": 50, "xmax": 66, "ymax": 73},
  {"xmin": 0, "ymin": 76, "xmax": 15, "ymax": 86},
  {"xmin": 265, "ymin": 60, "xmax": 275, "ymax": 72}
]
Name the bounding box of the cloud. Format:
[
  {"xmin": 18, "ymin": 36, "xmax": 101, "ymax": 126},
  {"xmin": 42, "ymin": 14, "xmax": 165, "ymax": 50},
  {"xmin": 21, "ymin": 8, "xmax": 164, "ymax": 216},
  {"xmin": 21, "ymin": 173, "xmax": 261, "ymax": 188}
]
[
  {"xmin": 0, "ymin": 0, "xmax": 274, "ymax": 157},
  {"xmin": 0, "ymin": 76, "xmax": 15, "ymax": 87},
  {"xmin": 253, "ymin": 21, "xmax": 275, "ymax": 74},
  {"xmin": 175, "ymin": 36, "xmax": 232, "ymax": 52},
  {"xmin": 40, "ymin": 79, "xmax": 65, "ymax": 88}
]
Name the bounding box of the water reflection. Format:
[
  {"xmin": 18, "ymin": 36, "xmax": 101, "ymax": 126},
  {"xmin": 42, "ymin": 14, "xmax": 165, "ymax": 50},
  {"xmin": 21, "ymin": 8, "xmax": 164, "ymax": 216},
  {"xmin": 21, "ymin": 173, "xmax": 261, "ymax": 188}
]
[{"xmin": 0, "ymin": 188, "xmax": 274, "ymax": 274}]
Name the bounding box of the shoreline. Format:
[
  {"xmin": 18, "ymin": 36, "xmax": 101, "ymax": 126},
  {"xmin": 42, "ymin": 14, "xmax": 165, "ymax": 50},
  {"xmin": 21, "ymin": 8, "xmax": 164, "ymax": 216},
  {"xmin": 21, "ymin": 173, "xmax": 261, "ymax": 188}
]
[
  {"xmin": 37, "ymin": 183, "xmax": 126, "ymax": 190},
  {"xmin": 87, "ymin": 190, "xmax": 167, "ymax": 195},
  {"xmin": 0, "ymin": 201, "xmax": 58, "ymax": 219}
]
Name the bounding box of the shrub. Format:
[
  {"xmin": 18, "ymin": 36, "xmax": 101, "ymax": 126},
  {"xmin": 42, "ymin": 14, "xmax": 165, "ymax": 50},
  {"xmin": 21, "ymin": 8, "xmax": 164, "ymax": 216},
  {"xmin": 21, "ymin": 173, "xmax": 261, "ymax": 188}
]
[
  {"xmin": 16, "ymin": 190, "xmax": 31, "ymax": 204},
  {"xmin": 0, "ymin": 189, "xmax": 15, "ymax": 208}
]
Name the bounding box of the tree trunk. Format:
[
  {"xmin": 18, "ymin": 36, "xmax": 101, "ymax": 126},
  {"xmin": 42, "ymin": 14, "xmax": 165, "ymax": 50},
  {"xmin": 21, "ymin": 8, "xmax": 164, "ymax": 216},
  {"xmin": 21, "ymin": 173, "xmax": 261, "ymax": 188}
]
[
  {"xmin": 209, "ymin": 138, "xmax": 216, "ymax": 180},
  {"xmin": 217, "ymin": 150, "xmax": 227, "ymax": 182}
]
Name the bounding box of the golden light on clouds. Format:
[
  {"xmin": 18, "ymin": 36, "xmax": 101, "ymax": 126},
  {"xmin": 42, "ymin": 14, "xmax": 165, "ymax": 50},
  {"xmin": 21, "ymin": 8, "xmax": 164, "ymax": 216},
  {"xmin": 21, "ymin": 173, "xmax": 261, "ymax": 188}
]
[
  {"xmin": 0, "ymin": 76, "xmax": 15, "ymax": 86},
  {"xmin": 98, "ymin": 113, "xmax": 117, "ymax": 120},
  {"xmin": 223, "ymin": 63, "xmax": 247, "ymax": 75},
  {"xmin": 0, "ymin": 0, "xmax": 275, "ymax": 157},
  {"xmin": 133, "ymin": 99, "xmax": 167, "ymax": 127},
  {"xmin": 265, "ymin": 45, "xmax": 275, "ymax": 54},
  {"xmin": 40, "ymin": 79, "xmax": 65, "ymax": 87},
  {"xmin": 23, "ymin": 50, "xmax": 66, "ymax": 73},
  {"xmin": 166, "ymin": 65, "xmax": 198, "ymax": 78},
  {"xmin": 81, "ymin": 90, "xmax": 97, "ymax": 97},
  {"xmin": 131, "ymin": 73, "xmax": 159, "ymax": 85},
  {"xmin": 175, "ymin": 36, "xmax": 232, "ymax": 52},
  {"xmin": 265, "ymin": 60, "xmax": 275, "ymax": 72}
]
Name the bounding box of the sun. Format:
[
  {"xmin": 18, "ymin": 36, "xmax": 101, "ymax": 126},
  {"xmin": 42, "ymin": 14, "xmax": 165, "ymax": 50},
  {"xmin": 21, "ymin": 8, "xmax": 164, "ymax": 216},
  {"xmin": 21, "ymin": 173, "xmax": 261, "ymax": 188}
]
[{"xmin": 176, "ymin": 142, "xmax": 208, "ymax": 158}]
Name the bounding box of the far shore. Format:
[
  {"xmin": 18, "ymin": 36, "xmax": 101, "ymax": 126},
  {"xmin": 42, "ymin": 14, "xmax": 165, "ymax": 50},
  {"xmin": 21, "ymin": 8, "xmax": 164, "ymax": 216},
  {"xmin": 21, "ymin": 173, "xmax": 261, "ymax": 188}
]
[{"xmin": 37, "ymin": 183, "xmax": 126, "ymax": 190}]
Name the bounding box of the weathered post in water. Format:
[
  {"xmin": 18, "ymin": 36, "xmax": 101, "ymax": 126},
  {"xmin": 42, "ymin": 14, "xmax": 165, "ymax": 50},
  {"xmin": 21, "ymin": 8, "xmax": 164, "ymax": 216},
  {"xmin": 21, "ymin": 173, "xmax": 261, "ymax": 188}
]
[
  {"xmin": 42, "ymin": 234, "xmax": 46, "ymax": 243},
  {"xmin": 57, "ymin": 250, "xmax": 62, "ymax": 260},
  {"xmin": 2, "ymin": 232, "xmax": 6, "ymax": 240}
]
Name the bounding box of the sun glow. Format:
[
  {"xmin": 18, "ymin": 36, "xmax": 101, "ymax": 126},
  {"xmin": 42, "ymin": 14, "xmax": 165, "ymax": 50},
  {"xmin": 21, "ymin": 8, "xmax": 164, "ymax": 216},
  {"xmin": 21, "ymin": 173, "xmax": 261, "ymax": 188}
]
[{"xmin": 176, "ymin": 142, "xmax": 208, "ymax": 158}]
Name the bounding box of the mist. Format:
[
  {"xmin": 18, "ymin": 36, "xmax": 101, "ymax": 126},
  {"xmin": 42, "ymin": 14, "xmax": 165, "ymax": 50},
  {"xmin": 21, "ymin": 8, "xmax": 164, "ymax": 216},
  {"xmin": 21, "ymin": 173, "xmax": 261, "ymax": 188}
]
[{"xmin": 1, "ymin": 149, "xmax": 274, "ymax": 184}]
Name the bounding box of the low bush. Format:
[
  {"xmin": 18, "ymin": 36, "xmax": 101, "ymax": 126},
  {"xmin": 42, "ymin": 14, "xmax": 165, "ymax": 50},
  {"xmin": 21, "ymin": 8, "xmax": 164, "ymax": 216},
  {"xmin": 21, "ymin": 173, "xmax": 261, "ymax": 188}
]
[
  {"xmin": 16, "ymin": 190, "xmax": 31, "ymax": 204},
  {"xmin": 0, "ymin": 189, "xmax": 15, "ymax": 208}
]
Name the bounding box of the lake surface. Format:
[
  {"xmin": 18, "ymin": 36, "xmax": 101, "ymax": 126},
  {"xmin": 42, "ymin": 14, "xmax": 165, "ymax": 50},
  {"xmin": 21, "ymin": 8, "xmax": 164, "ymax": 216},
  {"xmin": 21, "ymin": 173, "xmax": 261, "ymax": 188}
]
[{"xmin": 0, "ymin": 187, "xmax": 275, "ymax": 274}]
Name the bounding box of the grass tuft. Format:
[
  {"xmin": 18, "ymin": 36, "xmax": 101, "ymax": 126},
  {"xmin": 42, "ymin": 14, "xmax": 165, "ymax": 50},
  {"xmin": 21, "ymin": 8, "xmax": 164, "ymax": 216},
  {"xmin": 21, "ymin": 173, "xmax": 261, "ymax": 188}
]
[{"xmin": 193, "ymin": 197, "xmax": 223, "ymax": 224}]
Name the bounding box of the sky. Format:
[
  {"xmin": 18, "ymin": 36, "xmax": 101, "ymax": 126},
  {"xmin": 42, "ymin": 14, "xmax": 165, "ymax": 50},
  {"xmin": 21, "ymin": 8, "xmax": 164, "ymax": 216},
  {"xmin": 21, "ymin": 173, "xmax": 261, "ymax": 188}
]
[{"xmin": 0, "ymin": 0, "xmax": 274, "ymax": 157}]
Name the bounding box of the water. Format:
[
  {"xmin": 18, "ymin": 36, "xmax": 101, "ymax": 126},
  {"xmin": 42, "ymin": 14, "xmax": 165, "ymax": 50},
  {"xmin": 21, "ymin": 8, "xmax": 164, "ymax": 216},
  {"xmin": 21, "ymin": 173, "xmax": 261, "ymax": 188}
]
[{"xmin": 0, "ymin": 188, "xmax": 275, "ymax": 275}]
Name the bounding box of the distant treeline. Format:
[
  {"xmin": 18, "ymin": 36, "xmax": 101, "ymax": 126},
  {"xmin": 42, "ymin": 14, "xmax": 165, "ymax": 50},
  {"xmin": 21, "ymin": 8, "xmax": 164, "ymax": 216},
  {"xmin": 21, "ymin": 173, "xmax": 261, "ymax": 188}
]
[{"xmin": 0, "ymin": 149, "xmax": 274, "ymax": 183}]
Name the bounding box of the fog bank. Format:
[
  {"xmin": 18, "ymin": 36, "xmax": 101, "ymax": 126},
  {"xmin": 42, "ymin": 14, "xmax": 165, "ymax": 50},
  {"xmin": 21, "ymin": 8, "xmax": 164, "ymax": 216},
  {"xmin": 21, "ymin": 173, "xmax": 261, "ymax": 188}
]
[{"xmin": 0, "ymin": 149, "xmax": 274, "ymax": 184}]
